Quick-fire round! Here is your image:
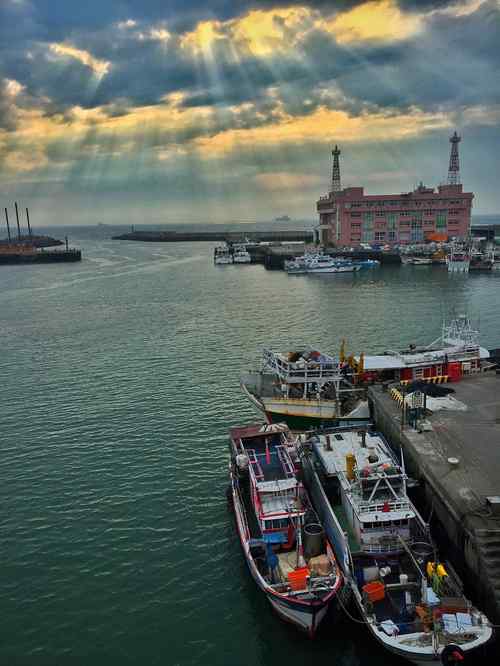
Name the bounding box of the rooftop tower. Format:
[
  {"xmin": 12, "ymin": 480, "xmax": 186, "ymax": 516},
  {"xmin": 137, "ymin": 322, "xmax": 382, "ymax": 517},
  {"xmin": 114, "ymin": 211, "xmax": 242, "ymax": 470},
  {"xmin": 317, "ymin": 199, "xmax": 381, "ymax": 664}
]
[
  {"xmin": 447, "ymin": 131, "xmax": 461, "ymax": 185},
  {"xmin": 331, "ymin": 145, "xmax": 341, "ymax": 193}
]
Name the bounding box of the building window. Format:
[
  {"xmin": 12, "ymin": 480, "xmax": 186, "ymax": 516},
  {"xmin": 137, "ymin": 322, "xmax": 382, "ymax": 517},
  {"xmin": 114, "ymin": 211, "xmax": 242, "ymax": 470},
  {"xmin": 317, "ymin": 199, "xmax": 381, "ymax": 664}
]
[
  {"xmin": 375, "ymin": 232, "xmax": 385, "ymax": 241},
  {"xmin": 436, "ymin": 213, "xmax": 447, "ymax": 228},
  {"xmin": 411, "ymin": 228, "xmax": 424, "ymax": 241},
  {"xmin": 350, "ymin": 212, "xmax": 362, "ymax": 218},
  {"xmin": 387, "ymin": 214, "xmax": 397, "ymax": 229},
  {"xmin": 388, "ymin": 231, "xmax": 397, "ymax": 241}
]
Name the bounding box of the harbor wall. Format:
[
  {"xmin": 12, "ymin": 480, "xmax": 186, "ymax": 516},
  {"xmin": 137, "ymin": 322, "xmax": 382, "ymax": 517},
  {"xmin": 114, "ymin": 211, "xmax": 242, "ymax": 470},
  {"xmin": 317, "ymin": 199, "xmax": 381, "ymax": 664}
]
[
  {"xmin": 368, "ymin": 384, "xmax": 500, "ymax": 623},
  {"xmin": 112, "ymin": 230, "xmax": 314, "ymax": 243}
]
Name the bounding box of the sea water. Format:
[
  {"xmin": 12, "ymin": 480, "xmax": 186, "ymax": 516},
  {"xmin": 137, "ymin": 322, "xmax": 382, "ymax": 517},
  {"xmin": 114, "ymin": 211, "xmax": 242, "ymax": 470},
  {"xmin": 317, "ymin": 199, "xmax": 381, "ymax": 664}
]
[{"xmin": 2, "ymin": 227, "xmax": 499, "ymax": 665}]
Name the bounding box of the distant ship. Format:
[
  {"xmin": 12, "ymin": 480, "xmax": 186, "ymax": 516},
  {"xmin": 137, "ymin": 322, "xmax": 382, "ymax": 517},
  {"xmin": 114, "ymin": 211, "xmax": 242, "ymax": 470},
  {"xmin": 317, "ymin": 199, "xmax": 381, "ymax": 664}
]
[{"xmin": 274, "ymin": 215, "xmax": 291, "ymax": 222}]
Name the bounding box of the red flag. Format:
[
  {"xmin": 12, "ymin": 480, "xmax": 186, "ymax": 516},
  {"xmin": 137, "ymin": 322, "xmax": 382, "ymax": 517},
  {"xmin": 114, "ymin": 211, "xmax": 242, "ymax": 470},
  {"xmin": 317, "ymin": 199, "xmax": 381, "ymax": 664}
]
[{"xmin": 265, "ymin": 440, "xmax": 271, "ymax": 465}]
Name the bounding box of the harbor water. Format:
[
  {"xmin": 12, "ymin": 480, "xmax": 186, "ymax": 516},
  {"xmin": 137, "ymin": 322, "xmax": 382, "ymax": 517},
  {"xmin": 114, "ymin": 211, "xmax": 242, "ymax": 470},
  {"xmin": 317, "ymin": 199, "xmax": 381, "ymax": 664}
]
[{"xmin": 2, "ymin": 227, "xmax": 500, "ymax": 665}]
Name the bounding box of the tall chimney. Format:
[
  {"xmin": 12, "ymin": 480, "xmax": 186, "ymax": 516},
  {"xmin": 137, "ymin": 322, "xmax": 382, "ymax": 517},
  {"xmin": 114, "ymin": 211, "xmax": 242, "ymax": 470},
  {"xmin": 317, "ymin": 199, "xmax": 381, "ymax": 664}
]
[
  {"xmin": 26, "ymin": 208, "xmax": 32, "ymax": 238},
  {"xmin": 14, "ymin": 201, "xmax": 21, "ymax": 241}
]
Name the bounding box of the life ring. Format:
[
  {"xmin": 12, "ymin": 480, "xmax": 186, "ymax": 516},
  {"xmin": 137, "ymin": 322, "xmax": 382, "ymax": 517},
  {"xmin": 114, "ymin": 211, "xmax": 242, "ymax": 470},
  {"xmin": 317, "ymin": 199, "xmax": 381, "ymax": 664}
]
[{"xmin": 441, "ymin": 644, "xmax": 465, "ymax": 664}]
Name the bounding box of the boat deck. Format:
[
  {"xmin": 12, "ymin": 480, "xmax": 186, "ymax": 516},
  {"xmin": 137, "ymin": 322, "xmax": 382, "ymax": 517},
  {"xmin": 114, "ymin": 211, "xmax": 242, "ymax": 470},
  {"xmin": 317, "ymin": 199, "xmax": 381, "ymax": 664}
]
[{"xmin": 313, "ymin": 431, "xmax": 394, "ymax": 478}]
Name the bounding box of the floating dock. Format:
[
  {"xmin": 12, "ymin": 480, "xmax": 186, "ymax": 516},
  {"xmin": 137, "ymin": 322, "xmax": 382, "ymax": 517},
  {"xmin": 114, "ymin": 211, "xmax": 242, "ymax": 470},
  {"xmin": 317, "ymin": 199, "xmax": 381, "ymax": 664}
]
[
  {"xmin": 0, "ymin": 248, "xmax": 81, "ymax": 264},
  {"xmin": 369, "ymin": 373, "xmax": 500, "ymax": 623},
  {"xmin": 1, "ymin": 202, "xmax": 81, "ymax": 265}
]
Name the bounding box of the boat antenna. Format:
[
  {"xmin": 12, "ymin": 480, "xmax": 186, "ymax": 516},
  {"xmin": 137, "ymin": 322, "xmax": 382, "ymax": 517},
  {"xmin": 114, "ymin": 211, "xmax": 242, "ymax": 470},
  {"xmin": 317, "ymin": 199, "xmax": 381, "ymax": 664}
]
[
  {"xmin": 295, "ymin": 512, "xmax": 306, "ymax": 569},
  {"xmin": 4, "ymin": 207, "xmax": 11, "ymax": 242}
]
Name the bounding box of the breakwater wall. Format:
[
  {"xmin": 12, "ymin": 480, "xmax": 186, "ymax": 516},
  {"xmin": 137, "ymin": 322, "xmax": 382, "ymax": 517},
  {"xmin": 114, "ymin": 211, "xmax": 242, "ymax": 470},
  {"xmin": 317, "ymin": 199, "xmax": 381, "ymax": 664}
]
[{"xmin": 112, "ymin": 230, "xmax": 314, "ymax": 243}]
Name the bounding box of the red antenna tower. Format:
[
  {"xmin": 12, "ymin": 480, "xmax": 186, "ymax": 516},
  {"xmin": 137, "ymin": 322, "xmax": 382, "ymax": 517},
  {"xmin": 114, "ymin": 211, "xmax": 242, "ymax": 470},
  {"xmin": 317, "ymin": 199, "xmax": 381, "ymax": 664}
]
[
  {"xmin": 447, "ymin": 131, "xmax": 461, "ymax": 185},
  {"xmin": 331, "ymin": 145, "xmax": 341, "ymax": 193}
]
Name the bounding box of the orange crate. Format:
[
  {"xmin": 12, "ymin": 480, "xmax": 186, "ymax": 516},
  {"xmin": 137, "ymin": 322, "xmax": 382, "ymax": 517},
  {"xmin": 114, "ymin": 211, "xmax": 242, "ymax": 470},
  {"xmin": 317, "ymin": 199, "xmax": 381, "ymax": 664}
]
[
  {"xmin": 363, "ymin": 581, "xmax": 385, "ymax": 602},
  {"xmin": 288, "ymin": 567, "xmax": 309, "ymax": 591}
]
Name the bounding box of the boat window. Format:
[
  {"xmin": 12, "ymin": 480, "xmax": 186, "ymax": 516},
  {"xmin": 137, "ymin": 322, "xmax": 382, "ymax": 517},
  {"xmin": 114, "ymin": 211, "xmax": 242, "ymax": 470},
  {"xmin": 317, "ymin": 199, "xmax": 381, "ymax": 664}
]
[
  {"xmin": 334, "ymin": 434, "xmax": 344, "ymax": 441},
  {"xmin": 265, "ymin": 518, "xmax": 289, "ymax": 530}
]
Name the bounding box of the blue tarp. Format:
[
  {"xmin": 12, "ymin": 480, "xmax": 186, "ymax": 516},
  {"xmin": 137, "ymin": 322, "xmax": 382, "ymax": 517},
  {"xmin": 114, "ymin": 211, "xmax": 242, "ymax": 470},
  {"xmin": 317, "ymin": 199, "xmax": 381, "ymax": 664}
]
[{"xmin": 263, "ymin": 531, "xmax": 287, "ymax": 544}]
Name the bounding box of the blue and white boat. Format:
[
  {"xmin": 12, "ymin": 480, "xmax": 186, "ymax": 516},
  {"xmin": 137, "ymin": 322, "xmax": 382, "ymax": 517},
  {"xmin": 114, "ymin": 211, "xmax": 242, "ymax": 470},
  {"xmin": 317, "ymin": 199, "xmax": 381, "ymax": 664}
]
[
  {"xmin": 298, "ymin": 426, "xmax": 492, "ymax": 664},
  {"xmin": 229, "ymin": 422, "xmax": 344, "ymax": 636},
  {"xmin": 306, "ymin": 255, "xmax": 361, "ymax": 274}
]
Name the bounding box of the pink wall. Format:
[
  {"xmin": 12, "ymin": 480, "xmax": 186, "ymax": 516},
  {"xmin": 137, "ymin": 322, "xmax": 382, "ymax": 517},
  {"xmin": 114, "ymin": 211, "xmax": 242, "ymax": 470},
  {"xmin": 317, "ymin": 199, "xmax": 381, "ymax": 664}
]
[{"xmin": 316, "ymin": 184, "xmax": 473, "ymax": 246}]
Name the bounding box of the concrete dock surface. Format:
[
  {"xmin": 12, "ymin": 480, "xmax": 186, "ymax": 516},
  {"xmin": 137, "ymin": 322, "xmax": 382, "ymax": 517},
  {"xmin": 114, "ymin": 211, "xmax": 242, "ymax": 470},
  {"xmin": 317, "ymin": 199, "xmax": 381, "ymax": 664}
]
[{"xmin": 369, "ymin": 373, "xmax": 500, "ymax": 622}]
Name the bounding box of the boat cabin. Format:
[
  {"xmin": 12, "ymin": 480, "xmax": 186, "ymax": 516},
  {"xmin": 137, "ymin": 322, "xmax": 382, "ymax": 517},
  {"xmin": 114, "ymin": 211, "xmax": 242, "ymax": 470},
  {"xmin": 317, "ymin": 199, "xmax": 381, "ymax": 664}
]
[
  {"xmin": 312, "ymin": 429, "xmax": 416, "ymax": 553},
  {"xmin": 230, "ymin": 424, "xmax": 305, "ymax": 549}
]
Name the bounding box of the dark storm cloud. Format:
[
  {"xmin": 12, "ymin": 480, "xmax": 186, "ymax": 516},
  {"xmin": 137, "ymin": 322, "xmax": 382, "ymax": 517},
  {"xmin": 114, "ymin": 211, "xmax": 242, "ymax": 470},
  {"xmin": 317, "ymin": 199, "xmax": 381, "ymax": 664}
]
[{"xmin": 0, "ymin": 0, "xmax": 499, "ymax": 140}]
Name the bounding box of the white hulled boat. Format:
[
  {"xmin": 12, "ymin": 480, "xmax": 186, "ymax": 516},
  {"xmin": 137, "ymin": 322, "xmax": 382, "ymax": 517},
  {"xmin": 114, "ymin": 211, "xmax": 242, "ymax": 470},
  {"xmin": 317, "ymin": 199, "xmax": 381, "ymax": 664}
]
[
  {"xmin": 214, "ymin": 243, "xmax": 233, "ymax": 265},
  {"xmin": 307, "ymin": 255, "xmax": 362, "ymax": 273},
  {"xmin": 241, "ymin": 348, "xmax": 369, "ymax": 430},
  {"xmin": 233, "ymin": 243, "xmax": 252, "ymax": 264},
  {"xmin": 229, "ymin": 423, "xmax": 344, "ymax": 636},
  {"xmin": 298, "ymin": 427, "xmax": 493, "ymax": 664},
  {"xmin": 447, "ymin": 242, "xmax": 470, "ymax": 273}
]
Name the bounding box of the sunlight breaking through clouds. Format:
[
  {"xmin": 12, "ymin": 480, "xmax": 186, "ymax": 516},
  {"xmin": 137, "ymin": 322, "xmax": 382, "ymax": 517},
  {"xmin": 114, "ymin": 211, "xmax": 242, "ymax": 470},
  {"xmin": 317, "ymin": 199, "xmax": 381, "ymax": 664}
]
[
  {"xmin": 0, "ymin": 0, "xmax": 499, "ymax": 218},
  {"xmin": 324, "ymin": 0, "xmax": 423, "ymax": 44},
  {"xmin": 49, "ymin": 43, "xmax": 111, "ymax": 79}
]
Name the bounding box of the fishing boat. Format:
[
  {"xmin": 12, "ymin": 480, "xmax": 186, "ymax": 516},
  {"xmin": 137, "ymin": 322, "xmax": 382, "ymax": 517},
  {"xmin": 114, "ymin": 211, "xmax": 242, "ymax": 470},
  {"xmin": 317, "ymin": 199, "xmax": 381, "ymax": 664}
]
[
  {"xmin": 284, "ymin": 256, "xmax": 307, "ymax": 274},
  {"xmin": 214, "ymin": 243, "xmax": 233, "ymax": 265},
  {"xmin": 233, "ymin": 244, "xmax": 252, "ymax": 264},
  {"xmin": 298, "ymin": 426, "xmax": 493, "ymax": 664},
  {"xmin": 353, "ymin": 316, "xmax": 490, "ymax": 385},
  {"xmin": 240, "ymin": 348, "xmax": 369, "ymax": 430},
  {"xmin": 447, "ymin": 242, "xmax": 470, "ymax": 273},
  {"xmin": 228, "ymin": 422, "xmax": 343, "ymax": 636},
  {"xmin": 410, "ymin": 257, "xmax": 433, "ymax": 266}
]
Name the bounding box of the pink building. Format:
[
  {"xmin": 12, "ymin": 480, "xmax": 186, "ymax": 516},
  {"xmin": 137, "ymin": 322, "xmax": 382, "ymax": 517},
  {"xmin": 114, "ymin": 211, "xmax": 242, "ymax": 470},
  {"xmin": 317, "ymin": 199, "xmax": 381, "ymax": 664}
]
[{"xmin": 316, "ymin": 133, "xmax": 473, "ymax": 247}]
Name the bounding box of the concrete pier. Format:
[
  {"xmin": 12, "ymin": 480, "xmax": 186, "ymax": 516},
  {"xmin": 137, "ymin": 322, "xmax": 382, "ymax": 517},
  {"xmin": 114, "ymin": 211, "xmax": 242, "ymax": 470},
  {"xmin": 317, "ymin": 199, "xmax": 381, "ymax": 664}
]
[{"xmin": 369, "ymin": 374, "xmax": 500, "ymax": 622}]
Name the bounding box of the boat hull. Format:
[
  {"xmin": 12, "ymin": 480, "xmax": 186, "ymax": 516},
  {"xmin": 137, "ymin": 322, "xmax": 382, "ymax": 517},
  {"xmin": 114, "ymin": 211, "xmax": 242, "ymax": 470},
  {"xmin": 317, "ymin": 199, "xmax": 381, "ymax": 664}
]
[
  {"xmin": 240, "ymin": 378, "xmax": 369, "ymax": 430},
  {"xmin": 308, "ymin": 265, "xmax": 361, "ymax": 273}
]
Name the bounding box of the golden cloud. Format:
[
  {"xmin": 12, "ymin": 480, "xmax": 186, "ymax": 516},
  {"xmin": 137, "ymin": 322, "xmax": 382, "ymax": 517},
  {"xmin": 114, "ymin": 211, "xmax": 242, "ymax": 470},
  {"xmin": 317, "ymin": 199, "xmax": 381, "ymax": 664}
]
[
  {"xmin": 192, "ymin": 105, "xmax": 452, "ymax": 157},
  {"xmin": 179, "ymin": 1, "xmax": 427, "ymax": 60},
  {"xmin": 49, "ymin": 43, "xmax": 110, "ymax": 78},
  {"xmin": 231, "ymin": 8, "xmax": 314, "ymax": 56},
  {"xmin": 324, "ymin": 0, "xmax": 423, "ymax": 44}
]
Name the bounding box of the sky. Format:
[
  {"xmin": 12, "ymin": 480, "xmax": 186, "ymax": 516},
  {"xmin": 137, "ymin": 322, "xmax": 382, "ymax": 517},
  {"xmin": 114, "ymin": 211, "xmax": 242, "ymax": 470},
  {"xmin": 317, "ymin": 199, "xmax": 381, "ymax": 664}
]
[{"xmin": 0, "ymin": 0, "xmax": 499, "ymax": 226}]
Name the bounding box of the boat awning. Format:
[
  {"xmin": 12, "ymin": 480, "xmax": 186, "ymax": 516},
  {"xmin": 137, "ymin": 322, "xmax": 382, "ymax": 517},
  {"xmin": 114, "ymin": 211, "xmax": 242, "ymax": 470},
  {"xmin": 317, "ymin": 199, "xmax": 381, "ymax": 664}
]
[
  {"xmin": 355, "ymin": 347, "xmax": 490, "ymax": 370},
  {"xmin": 230, "ymin": 422, "xmax": 289, "ymax": 440},
  {"xmin": 257, "ymin": 478, "xmax": 297, "ymax": 492},
  {"xmin": 355, "ymin": 355, "xmax": 405, "ymax": 370}
]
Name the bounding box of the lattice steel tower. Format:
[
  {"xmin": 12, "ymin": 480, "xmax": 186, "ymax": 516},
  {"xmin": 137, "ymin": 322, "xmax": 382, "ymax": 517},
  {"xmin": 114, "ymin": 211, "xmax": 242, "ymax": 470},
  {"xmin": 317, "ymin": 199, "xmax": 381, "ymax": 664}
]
[
  {"xmin": 331, "ymin": 145, "xmax": 341, "ymax": 193},
  {"xmin": 447, "ymin": 131, "xmax": 461, "ymax": 185}
]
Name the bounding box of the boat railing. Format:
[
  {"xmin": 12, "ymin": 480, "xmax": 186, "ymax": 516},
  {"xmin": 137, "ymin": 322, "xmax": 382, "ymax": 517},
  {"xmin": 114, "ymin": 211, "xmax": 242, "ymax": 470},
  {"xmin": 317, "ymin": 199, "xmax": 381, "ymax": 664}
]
[
  {"xmin": 262, "ymin": 348, "xmax": 342, "ymax": 383},
  {"xmin": 276, "ymin": 445, "xmax": 296, "ymax": 479},
  {"xmin": 234, "ymin": 481, "xmax": 251, "ymax": 542},
  {"xmin": 358, "ymin": 500, "xmax": 412, "ymax": 513},
  {"xmin": 247, "ymin": 449, "xmax": 264, "ymax": 481}
]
